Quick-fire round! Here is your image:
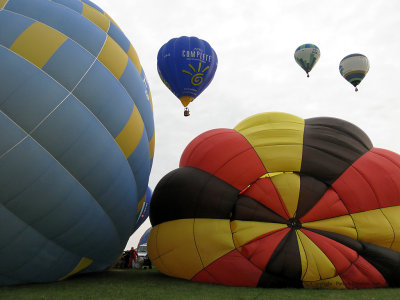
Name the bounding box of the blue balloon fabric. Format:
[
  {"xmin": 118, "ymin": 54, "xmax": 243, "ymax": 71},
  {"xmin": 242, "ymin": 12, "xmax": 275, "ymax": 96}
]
[
  {"xmin": 134, "ymin": 187, "xmax": 152, "ymax": 232},
  {"xmin": 0, "ymin": 0, "xmax": 154, "ymax": 286},
  {"xmin": 157, "ymin": 36, "xmax": 218, "ymax": 108}
]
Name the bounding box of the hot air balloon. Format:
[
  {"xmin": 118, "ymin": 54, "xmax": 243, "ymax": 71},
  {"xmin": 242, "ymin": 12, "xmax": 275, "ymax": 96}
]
[
  {"xmin": 0, "ymin": 0, "xmax": 154, "ymax": 286},
  {"xmin": 134, "ymin": 187, "xmax": 152, "ymax": 231},
  {"xmin": 148, "ymin": 112, "xmax": 400, "ymax": 289},
  {"xmin": 339, "ymin": 53, "xmax": 370, "ymax": 91},
  {"xmin": 157, "ymin": 36, "xmax": 218, "ymax": 116},
  {"xmin": 294, "ymin": 44, "xmax": 320, "ymax": 77}
]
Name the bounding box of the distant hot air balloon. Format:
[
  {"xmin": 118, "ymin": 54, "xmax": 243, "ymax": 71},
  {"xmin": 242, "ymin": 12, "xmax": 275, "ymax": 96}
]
[
  {"xmin": 157, "ymin": 36, "xmax": 218, "ymax": 116},
  {"xmin": 294, "ymin": 44, "xmax": 320, "ymax": 77},
  {"xmin": 339, "ymin": 54, "xmax": 370, "ymax": 91}
]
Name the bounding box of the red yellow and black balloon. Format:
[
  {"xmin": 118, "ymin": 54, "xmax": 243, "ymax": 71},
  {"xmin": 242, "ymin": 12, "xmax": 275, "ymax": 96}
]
[{"xmin": 148, "ymin": 112, "xmax": 400, "ymax": 289}]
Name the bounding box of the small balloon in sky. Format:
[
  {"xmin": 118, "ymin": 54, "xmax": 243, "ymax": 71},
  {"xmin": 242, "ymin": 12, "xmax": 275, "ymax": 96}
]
[
  {"xmin": 339, "ymin": 54, "xmax": 370, "ymax": 91},
  {"xmin": 294, "ymin": 44, "xmax": 320, "ymax": 77},
  {"xmin": 157, "ymin": 36, "xmax": 218, "ymax": 117}
]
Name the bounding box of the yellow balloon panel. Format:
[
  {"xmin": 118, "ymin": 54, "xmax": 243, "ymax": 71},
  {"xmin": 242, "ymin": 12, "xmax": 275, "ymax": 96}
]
[
  {"xmin": 303, "ymin": 215, "xmax": 357, "ymax": 240},
  {"xmin": 270, "ymin": 173, "xmax": 300, "ymax": 218},
  {"xmin": 351, "ymin": 209, "xmax": 395, "ymax": 249},
  {"xmin": 10, "ymin": 22, "xmax": 67, "ymax": 69},
  {"xmin": 194, "ymin": 219, "xmax": 236, "ymax": 268},
  {"xmin": 98, "ymin": 36, "xmax": 129, "ymax": 80},
  {"xmin": 297, "ymin": 231, "xmax": 337, "ymax": 281},
  {"xmin": 82, "ymin": 2, "xmax": 110, "ymax": 32},
  {"xmin": 147, "ymin": 219, "xmax": 203, "ymax": 280},
  {"xmin": 234, "ymin": 112, "xmax": 304, "ymax": 172},
  {"xmin": 115, "ymin": 106, "xmax": 144, "ymax": 158},
  {"xmin": 381, "ymin": 206, "xmax": 400, "ymax": 251},
  {"xmin": 231, "ymin": 220, "xmax": 287, "ymax": 249}
]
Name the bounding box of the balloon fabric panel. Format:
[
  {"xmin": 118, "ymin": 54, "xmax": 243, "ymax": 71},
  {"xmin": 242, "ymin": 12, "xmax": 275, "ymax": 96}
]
[
  {"xmin": 180, "ymin": 128, "xmax": 267, "ymax": 191},
  {"xmin": 192, "ymin": 250, "xmax": 263, "ymax": 287},
  {"xmin": 149, "ymin": 167, "xmax": 238, "ymax": 226}
]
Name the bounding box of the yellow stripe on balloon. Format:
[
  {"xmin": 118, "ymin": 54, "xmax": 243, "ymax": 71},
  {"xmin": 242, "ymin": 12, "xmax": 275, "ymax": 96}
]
[
  {"xmin": 82, "ymin": 2, "xmax": 110, "ymax": 32},
  {"xmin": 231, "ymin": 220, "xmax": 287, "ymax": 249},
  {"xmin": 303, "ymin": 215, "xmax": 357, "ymax": 240},
  {"xmin": 297, "ymin": 230, "xmax": 337, "ymax": 281},
  {"xmin": 10, "ymin": 22, "xmax": 67, "ymax": 69},
  {"xmin": 115, "ymin": 106, "xmax": 144, "ymax": 158},
  {"xmin": 0, "ymin": 0, "xmax": 7, "ymax": 9},
  {"xmin": 97, "ymin": 35, "xmax": 128, "ymax": 80},
  {"xmin": 58, "ymin": 257, "xmax": 93, "ymax": 281},
  {"xmin": 127, "ymin": 44, "xmax": 142, "ymax": 73}
]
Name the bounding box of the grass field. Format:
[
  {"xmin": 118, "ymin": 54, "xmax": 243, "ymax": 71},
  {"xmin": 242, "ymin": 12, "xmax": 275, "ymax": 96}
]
[{"xmin": 1, "ymin": 268, "xmax": 399, "ymax": 300}]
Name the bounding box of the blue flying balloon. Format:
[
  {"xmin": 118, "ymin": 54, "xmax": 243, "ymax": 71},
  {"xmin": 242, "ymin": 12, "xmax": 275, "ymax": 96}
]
[{"xmin": 157, "ymin": 36, "xmax": 218, "ymax": 116}]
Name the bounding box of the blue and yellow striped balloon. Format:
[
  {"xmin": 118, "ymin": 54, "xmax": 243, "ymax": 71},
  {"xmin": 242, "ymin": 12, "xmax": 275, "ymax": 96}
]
[
  {"xmin": 339, "ymin": 53, "xmax": 370, "ymax": 91},
  {"xmin": 0, "ymin": 0, "xmax": 154, "ymax": 286}
]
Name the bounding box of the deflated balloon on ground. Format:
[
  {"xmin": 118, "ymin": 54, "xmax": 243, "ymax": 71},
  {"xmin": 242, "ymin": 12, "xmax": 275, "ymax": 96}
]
[{"xmin": 148, "ymin": 111, "xmax": 400, "ymax": 289}]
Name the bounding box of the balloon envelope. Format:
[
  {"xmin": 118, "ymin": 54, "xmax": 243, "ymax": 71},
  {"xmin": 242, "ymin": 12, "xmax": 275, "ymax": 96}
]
[
  {"xmin": 148, "ymin": 112, "xmax": 400, "ymax": 289},
  {"xmin": 134, "ymin": 187, "xmax": 152, "ymax": 231},
  {"xmin": 0, "ymin": 0, "xmax": 154, "ymax": 286},
  {"xmin": 339, "ymin": 53, "xmax": 369, "ymax": 90},
  {"xmin": 157, "ymin": 36, "xmax": 218, "ymax": 108},
  {"xmin": 294, "ymin": 44, "xmax": 320, "ymax": 76}
]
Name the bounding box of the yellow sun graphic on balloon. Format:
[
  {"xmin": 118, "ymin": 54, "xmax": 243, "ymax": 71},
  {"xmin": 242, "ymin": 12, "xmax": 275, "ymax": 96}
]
[{"xmin": 182, "ymin": 62, "xmax": 210, "ymax": 86}]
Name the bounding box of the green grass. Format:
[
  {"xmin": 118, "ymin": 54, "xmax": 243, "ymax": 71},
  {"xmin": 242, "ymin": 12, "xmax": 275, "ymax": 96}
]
[{"xmin": 0, "ymin": 268, "xmax": 398, "ymax": 300}]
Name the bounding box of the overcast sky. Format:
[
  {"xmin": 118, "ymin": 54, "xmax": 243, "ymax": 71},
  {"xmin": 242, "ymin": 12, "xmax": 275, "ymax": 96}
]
[{"xmin": 93, "ymin": 0, "xmax": 400, "ymax": 249}]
